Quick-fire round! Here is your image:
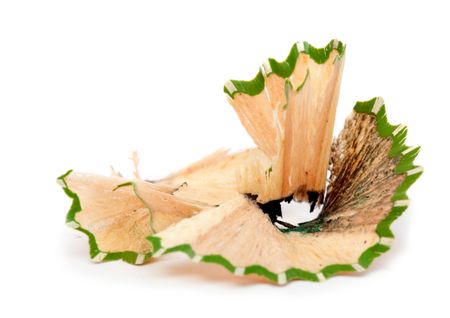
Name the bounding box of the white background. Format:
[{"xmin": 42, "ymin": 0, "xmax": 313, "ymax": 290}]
[{"xmin": 1, "ymin": 1, "xmax": 448, "ymax": 317}]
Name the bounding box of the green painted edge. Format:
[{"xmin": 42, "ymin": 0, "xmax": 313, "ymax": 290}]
[
  {"xmin": 146, "ymin": 97, "xmax": 422, "ymax": 284},
  {"xmin": 224, "ymin": 39, "xmax": 346, "ymax": 98},
  {"xmin": 58, "ymin": 170, "xmax": 153, "ymax": 265}
]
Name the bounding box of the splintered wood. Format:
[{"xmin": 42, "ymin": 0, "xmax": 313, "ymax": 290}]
[{"xmin": 323, "ymin": 112, "xmax": 405, "ymax": 230}]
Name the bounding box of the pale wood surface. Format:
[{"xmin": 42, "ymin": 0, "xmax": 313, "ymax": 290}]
[
  {"xmin": 229, "ymin": 50, "xmax": 344, "ymax": 203},
  {"xmin": 67, "ymin": 173, "xmax": 202, "ymax": 254}
]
